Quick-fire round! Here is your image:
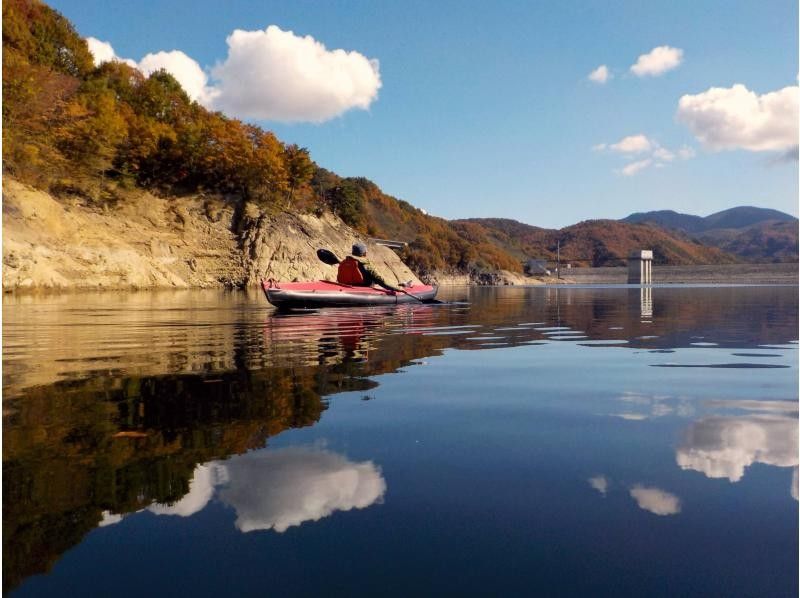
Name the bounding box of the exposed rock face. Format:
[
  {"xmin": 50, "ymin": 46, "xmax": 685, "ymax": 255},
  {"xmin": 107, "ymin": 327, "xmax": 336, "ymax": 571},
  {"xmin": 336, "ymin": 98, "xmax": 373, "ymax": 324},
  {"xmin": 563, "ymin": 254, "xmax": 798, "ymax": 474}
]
[{"xmin": 2, "ymin": 178, "xmax": 419, "ymax": 292}]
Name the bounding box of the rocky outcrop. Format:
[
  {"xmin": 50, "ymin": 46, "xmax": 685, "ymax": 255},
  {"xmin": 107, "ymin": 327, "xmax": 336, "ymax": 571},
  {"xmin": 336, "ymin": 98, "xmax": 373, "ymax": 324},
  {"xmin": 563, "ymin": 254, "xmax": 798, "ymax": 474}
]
[{"xmin": 2, "ymin": 178, "xmax": 419, "ymax": 292}]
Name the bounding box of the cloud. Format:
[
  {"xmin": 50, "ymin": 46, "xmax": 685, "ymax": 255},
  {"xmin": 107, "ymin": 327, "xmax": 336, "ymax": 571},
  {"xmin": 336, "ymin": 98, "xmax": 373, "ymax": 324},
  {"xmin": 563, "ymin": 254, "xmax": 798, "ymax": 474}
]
[
  {"xmin": 588, "ymin": 475, "xmax": 610, "ymax": 496},
  {"xmin": 676, "ymin": 414, "xmax": 798, "ymax": 483},
  {"xmin": 86, "ymin": 37, "xmax": 137, "ymax": 68},
  {"xmin": 629, "ymin": 485, "xmax": 681, "ymax": 515},
  {"xmin": 653, "ymin": 147, "xmax": 675, "ymax": 162},
  {"xmin": 621, "ymin": 158, "xmax": 653, "ymax": 176},
  {"xmin": 610, "ymin": 134, "xmax": 653, "ymax": 153},
  {"xmin": 677, "ymin": 145, "xmax": 696, "ymax": 160},
  {"xmin": 630, "ymin": 45, "xmax": 683, "ymax": 77},
  {"xmin": 210, "ymin": 25, "xmax": 382, "ymax": 122},
  {"xmin": 138, "ymin": 51, "xmax": 217, "ymax": 104},
  {"xmin": 85, "ymin": 26, "xmax": 382, "ymax": 122},
  {"xmin": 588, "ymin": 65, "xmax": 611, "ymax": 84},
  {"xmin": 84, "ymin": 38, "xmax": 212, "ymax": 103},
  {"xmin": 677, "ymin": 84, "xmax": 799, "ymax": 153},
  {"xmin": 595, "ymin": 137, "xmax": 695, "ymax": 175}
]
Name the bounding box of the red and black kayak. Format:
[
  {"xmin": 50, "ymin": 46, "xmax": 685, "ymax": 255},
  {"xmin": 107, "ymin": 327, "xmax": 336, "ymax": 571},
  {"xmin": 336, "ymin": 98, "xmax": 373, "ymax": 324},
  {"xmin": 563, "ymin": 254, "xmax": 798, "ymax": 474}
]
[{"xmin": 262, "ymin": 280, "xmax": 438, "ymax": 309}]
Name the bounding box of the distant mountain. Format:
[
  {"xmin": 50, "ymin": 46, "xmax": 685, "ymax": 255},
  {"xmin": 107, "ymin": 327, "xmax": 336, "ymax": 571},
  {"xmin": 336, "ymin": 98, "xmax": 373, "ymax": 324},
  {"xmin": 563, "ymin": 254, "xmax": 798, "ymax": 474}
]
[
  {"xmin": 696, "ymin": 221, "xmax": 799, "ymax": 263},
  {"xmin": 621, "ymin": 207, "xmax": 798, "ymax": 262},
  {"xmin": 703, "ymin": 206, "xmax": 797, "ymax": 230},
  {"xmin": 456, "ymin": 218, "xmax": 736, "ymax": 266},
  {"xmin": 622, "ymin": 210, "xmax": 707, "ymax": 233},
  {"xmin": 622, "ymin": 206, "xmax": 796, "ymax": 233}
]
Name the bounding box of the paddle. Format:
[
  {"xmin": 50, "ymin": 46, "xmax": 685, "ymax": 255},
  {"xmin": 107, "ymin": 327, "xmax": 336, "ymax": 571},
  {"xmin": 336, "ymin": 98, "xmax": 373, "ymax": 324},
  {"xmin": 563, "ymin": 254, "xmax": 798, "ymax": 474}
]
[
  {"xmin": 316, "ymin": 248, "xmax": 440, "ymax": 304},
  {"xmin": 316, "ymin": 248, "xmax": 341, "ymax": 266}
]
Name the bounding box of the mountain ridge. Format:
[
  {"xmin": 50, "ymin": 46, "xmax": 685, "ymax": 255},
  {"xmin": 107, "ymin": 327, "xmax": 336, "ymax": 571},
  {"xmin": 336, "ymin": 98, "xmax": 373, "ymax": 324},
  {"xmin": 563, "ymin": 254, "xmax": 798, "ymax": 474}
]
[
  {"xmin": 622, "ymin": 206, "xmax": 797, "ymax": 232},
  {"xmin": 620, "ymin": 206, "xmax": 798, "ymax": 262}
]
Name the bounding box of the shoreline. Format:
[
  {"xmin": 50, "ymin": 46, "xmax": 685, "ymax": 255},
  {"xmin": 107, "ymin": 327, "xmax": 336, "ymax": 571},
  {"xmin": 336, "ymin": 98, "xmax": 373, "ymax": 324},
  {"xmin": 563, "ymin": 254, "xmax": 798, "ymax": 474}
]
[{"xmin": 4, "ymin": 263, "xmax": 796, "ymax": 295}]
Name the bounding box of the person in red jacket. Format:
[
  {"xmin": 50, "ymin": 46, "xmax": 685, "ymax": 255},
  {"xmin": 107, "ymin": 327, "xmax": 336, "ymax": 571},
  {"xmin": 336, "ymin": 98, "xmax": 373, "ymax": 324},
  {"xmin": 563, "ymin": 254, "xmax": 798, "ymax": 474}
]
[{"xmin": 337, "ymin": 243, "xmax": 409, "ymax": 291}]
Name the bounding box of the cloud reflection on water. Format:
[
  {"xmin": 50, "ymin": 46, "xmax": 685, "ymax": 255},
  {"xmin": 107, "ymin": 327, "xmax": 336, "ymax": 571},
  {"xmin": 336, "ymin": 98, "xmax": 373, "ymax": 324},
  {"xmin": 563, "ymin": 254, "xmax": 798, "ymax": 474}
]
[
  {"xmin": 629, "ymin": 485, "xmax": 682, "ymax": 515},
  {"xmin": 588, "ymin": 475, "xmax": 610, "ymax": 496},
  {"xmin": 143, "ymin": 447, "xmax": 387, "ymax": 531},
  {"xmin": 676, "ymin": 415, "xmax": 798, "ymax": 484}
]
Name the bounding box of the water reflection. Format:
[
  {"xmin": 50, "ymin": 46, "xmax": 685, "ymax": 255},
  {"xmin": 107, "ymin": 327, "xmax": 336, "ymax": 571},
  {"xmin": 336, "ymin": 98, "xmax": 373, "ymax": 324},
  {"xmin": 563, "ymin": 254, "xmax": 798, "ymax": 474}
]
[
  {"xmin": 141, "ymin": 447, "xmax": 386, "ymax": 533},
  {"xmin": 640, "ymin": 286, "xmax": 653, "ymax": 321},
  {"xmin": 629, "ymin": 486, "xmax": 682, "ymax": 516},
  {"xmin": 588, "ymin": 475, "xmax": 610, "ymax": 496},
  {"xmin": 676, "ymin": 408, "xmax": 798, "ymax": 496},
  {"xmin": 3, "ymin": 286, "xmax": 797, "ymax": 594},
  {"xmin": 4, "ymin": 287, "xmax": 798, "ymax": 397}
]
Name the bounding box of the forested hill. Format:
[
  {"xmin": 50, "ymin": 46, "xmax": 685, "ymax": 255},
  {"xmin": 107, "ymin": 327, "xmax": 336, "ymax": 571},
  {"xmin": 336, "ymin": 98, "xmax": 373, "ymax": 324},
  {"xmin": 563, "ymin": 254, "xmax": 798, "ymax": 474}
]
[
  {"xmin": 621, "ymin": 208, "xmax": 798, "ymax": 262},
  {"xmin": 455, "ymin": 218, "xmax": 736, "ymax": 266},
  {"xmin": 1, "ymin": 0, "xmax": 770, "ymax": 279}
]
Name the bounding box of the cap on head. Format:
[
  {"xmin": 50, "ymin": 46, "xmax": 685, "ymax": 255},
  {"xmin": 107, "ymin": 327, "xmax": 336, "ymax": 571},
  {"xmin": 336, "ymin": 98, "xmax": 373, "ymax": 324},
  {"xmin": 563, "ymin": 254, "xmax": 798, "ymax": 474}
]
[{"xmin": 352, "ymin": 243, "xmax": 367, "ymax": 257}]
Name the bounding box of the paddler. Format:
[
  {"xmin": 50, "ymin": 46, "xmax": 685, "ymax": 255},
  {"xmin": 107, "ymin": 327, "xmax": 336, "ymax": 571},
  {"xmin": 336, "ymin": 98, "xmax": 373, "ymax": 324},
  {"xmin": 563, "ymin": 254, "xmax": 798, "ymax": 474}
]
[{"xmin": 337, "ymin": 243, "xmax": 410, "ymax": 291}]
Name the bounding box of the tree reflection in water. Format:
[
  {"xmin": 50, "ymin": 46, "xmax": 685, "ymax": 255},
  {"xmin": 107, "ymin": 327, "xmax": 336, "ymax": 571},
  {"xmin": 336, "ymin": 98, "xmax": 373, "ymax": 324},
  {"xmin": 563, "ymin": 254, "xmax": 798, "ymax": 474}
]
[{"xmin": 3, "ymin": 285, "xmax": 797, "ymax": 592}]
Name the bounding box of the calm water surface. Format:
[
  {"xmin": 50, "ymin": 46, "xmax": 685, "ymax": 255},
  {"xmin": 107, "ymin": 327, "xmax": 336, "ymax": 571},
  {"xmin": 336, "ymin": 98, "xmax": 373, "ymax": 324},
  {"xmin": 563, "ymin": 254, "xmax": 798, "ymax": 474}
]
[{"xmin": 3, "ymin": 286, "xmax": 798, "ymax": 596}]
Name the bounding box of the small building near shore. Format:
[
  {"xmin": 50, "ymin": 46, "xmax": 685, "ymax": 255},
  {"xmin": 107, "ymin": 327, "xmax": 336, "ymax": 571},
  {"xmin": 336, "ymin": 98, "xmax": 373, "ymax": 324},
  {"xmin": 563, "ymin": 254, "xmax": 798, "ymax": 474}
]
[{"xmin": 628, "ymin": 250, "xmax": 653, "ymax": 284}]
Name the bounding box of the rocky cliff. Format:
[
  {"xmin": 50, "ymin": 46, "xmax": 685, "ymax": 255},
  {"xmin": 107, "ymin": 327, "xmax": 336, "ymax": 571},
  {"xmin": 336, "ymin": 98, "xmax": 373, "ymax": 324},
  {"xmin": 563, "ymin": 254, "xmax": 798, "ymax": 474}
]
[{"xmin": 2, "ymin": 178, "xmax": 420, "ymax": 292}]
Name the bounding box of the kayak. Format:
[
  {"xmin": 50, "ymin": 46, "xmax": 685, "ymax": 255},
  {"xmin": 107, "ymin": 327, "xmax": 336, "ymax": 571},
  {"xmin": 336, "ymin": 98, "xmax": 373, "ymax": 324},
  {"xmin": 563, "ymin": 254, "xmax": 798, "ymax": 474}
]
[{"xmin": 262, "ymin": 280, "xmax": 438, "ymax": 309}]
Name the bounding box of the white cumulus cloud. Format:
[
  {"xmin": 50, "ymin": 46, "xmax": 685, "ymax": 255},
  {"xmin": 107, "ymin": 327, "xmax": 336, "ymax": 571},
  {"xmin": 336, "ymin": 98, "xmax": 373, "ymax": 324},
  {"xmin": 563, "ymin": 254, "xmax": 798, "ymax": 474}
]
[
  {"xmin": 676, "ymin": 84, "xmax": 799, "ymax": 153},
  {"xmin": 630, "ymin": 45, "xmax": 683, "ymax": 77},
  {"xmin": 611, "ymin": 134, "xmax": 653, "ymax": 153},
  {"xmin": 621, "ymin": 158, "xmax": 653, "ymax": 176},
  {"xmin": 85, "ymin": 26, "xmax": 382, "ymax": 122},
  {"xmin": 85, "ymin": 38, "xmax": 212, "ymax": 103},
  {"xmin": 86, "ymin": 37, "xmax": 137, "ymax": 68},
  {"xmin": 629, "ymin": 485, "xmax": 681, "ymax": 515},
  {"xmin": 138, "ymin": 51, "xmax": 217, "ymax": 104},
  {"xmin": 588, "ymin": 65, "xmax": 611, "ymax": 84},
  {"xmin": 210, "ymin": 25, "xmax": 382, "ymax": 122}
]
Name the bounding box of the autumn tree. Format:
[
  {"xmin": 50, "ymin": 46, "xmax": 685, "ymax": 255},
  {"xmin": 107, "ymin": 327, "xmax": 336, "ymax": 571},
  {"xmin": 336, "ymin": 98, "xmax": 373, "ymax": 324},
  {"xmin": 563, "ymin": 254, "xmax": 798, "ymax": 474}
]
[
  {"xmin": 55, "ymin": 88, "xmax": 128, "ymax": 196},
  {"xmin": 326, "ymin": 181, "xmax": 365, "ymax": 229},
  {"xmin": 283, "ymin": 144, "xmax": 315, "ymax": 208}
]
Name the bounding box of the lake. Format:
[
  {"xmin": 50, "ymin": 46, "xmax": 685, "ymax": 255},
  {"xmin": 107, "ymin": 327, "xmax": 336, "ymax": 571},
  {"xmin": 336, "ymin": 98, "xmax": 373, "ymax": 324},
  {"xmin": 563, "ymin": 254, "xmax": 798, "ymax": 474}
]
[{"xmin": 3, "ymin": 285, "xmax": 798, "ymax": 596}]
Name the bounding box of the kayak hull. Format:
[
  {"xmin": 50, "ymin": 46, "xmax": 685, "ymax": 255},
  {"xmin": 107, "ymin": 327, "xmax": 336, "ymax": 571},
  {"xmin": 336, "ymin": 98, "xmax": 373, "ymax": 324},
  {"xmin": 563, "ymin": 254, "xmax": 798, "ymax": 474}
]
[{"xmin": 262, "ymin": 280, "xmax": 438, "ymax": 309}]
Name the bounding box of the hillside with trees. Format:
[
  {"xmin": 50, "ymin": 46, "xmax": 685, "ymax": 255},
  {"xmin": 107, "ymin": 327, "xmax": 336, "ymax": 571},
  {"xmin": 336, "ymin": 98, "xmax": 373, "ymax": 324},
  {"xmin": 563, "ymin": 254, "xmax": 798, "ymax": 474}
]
[
  {"xmin": 622, "ymin": 207, "xmax": 798, "ymax": 262},
  {"xmin": 5, "ymin": 0, "xmax": 781, "ymax": 286},
  {"xmin": 457, "ymin": 218, "xmax": 736, "ymax": 266}
]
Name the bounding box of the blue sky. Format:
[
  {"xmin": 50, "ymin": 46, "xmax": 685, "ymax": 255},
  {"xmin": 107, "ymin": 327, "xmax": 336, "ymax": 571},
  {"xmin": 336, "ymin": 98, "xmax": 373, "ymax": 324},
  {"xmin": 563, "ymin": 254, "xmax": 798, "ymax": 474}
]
[{"xmin": 52, "ymin": 0, "xmax": 798, "ymax": 228}]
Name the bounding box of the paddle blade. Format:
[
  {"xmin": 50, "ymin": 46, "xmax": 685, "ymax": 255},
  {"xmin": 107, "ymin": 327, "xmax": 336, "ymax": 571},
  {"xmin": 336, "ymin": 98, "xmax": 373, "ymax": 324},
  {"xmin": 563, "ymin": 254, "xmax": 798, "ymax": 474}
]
[{"xmin": 316, "ymin": 248, "xmax": 341, "ymax": 265}]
